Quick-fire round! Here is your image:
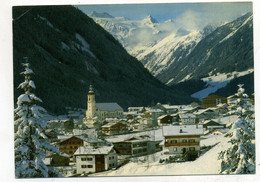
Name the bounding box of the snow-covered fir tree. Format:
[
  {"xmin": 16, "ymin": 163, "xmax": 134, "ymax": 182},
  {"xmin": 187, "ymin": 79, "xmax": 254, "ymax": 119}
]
[
  {"xmin": 14, "ymin": 61, "xmax": 62, "ymax": 178},
  {"xmin": 218, "ymin": 84, "xmax": 255, "ymax": 174}
]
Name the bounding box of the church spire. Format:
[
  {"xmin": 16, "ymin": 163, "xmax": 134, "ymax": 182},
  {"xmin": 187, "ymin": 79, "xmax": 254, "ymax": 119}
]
[{"xmin": 88, "ymin": 85, "xmax": 94, "ymax": 94}]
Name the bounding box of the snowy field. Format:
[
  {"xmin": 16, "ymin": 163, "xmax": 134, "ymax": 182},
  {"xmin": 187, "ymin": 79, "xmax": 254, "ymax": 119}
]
[{"xmin": 90, "ymin": 133, "xmax": 230, "ymax": 176}]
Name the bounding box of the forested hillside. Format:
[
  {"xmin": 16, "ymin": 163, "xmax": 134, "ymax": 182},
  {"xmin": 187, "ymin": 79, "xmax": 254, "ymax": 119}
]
[{"xmin": 13, "ymin": 6, "xmax": 193, "ymax": 114}]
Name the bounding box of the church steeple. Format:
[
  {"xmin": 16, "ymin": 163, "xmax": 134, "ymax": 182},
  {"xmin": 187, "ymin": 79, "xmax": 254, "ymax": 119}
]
[{"xmin": 86, "ymin": 85, "xmax": 95, "ymax": 119}]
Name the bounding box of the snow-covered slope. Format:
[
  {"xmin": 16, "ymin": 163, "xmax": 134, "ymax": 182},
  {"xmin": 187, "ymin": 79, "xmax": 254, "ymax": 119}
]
[
  {"xmin": 137, "ymin": 30, "xmax": 203, "ymax": 76},
  {"xmin": 191, "ymin": 69, "xmax": 254, "ymax": 100}
]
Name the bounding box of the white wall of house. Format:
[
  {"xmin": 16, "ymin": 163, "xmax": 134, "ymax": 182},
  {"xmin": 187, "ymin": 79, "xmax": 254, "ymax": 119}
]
[
  {"xmin": 182, "ymin": 118, "xmax": 196, "ymax": 125},
  {"xmin": 168, "ymin": 145, "xmax": 200, "ymax": 154},
  {"xmin": 165, "ymin": 137, "xmax": 200, "ymax": 154},
  {"xmin": 76, "ymin": 155, "xmax": 96, "ymax": 174},
  {"xmin": 76, "ymin": 152, "xmax": 118, "ymax": 174},
  {"xmin": 104, "ymin": 153, "xmax": 118, "ymax": 170}
]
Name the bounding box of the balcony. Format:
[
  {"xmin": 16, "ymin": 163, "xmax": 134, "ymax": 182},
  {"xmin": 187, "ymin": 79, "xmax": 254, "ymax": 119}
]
[{"xmin": 165, "ymin": 142, "xmax": 199, "ymax": 147}]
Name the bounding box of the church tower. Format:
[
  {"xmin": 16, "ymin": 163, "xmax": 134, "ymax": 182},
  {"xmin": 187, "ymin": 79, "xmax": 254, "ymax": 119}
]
[{"xmin": 86, "ymin": 85, "xmax": 95, "ymax": 119}]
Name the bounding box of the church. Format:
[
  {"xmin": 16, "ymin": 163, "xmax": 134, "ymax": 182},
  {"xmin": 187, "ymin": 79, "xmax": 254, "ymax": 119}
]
[{"xmin": 82, "ymin": 85, "xmax": 124, "ymax": 127}]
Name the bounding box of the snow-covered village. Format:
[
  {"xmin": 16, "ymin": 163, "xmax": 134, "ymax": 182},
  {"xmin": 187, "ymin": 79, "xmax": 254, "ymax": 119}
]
[
  {"xmin": 9, "ymin": 2, "xmax": 257, "ymax": 180},
  {"xmin": 14, "ymin": 62, "xmax": 255, "ymax": 177}
]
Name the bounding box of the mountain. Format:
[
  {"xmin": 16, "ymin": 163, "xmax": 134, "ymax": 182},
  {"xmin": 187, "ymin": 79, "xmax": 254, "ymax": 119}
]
[
  {"xmin": 137, "ymin": 30, "xmax": 204, "ymax": 78},
  {"xmin": 88, "ymin": 12, "xmax": 176, "ymax": 56},
  {"xmin": 142, "ymin": 15, "xmax": 158, "ymax": 24},
  {"xmin": 155, "ymin": 12, "xmax": 253, "ymax": 85},
  {"xmin": 89, "ymin": 11, "xmax": 114, "ymax": 18},
  {"xmin": 13, "ymin": 6, "xmax": 193, "ymax": 114}
]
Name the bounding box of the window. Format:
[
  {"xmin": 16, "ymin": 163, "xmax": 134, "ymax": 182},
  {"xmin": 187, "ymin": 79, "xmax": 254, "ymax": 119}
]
[
  {"xmin": 81, "ymin": 158, "xmax": 87, "ymax": 161},
  {"xmin": 173, "ymin": 147, "xmax": 177, "ymax": 152},
  {"xmin": 171, "ymin": 140, "xmax": 177, "ymax": 144},
  {"xmin": 81, "ymin": 165, "xmax": 87, "ymax": 168},
  {"xmin": 87, "ymin": 158, "xmax": 93, "ymax": 161},
  {"xmin": 189, "ymin": 139, "xmax": 195, "ymax": 143},
  {"xmin": 182, "ymin": 139, "xmax": 187, "ymax": 143},
  {"xmin": 87, "ymin": 165, "xmax": 93, "ymax": 168},
  {"xmin": 189, "ymin": 147, "xmax": 195, "ymax": 151},
  {"xmin": 109, "ymin": 157, "xmax": 111, "ymax": 160}
]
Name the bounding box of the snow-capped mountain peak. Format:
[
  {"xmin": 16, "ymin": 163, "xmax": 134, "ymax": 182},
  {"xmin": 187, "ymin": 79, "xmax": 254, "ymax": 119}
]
[
  {"xmin": 89, "ymin": 11, "xmax": 114, "ymax": 18},
  {"xmin": 142, "ymin": 15, "xmax": 158, "ymax": 24}
]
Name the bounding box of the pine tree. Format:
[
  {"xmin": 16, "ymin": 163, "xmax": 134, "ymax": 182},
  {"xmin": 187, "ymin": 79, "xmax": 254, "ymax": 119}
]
[
  {"xmin": 14, "ymin": 60, "xmax": 62, "ymax": 178},
  {"xmin": 218, "ymin": 84, "xmax": 255, "ymax": 174}
]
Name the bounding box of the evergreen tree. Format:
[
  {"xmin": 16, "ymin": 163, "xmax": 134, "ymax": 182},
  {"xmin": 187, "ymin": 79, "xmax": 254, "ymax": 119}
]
[
  {"xmin": 218, "ymin": 84, "xmax": 255, "ymax": 174},
  {"xmin": 14, "ymin": 60, "xmax": 62, "ymax": 178}
]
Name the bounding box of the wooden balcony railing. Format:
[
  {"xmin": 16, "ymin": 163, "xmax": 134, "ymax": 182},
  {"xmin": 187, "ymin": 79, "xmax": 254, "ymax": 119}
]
[{"xmin": 165, "ymin": 142, "xmax": 199, "ymax": 147}]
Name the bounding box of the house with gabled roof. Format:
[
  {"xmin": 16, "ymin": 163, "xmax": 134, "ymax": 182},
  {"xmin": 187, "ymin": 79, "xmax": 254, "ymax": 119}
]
[
  {"xmin": 101, "ymin": 121, "xmax": 128, "ymax": 135},
  {"xmin": 179, "ymin": 113, "xmax": 197, "ymax": 125},
  {"xmin": 57, "ymin": 135, "xmax": 105, "ymax": 156},
  {"xmin": 74, "ymin": 145, "xmax": 117, "ymax": 174},
  {"xmin": 202, "ymin": 120, "xmax": 225, "ymax": 130},
  {"xmin": 111, "ymin": 135, "xmax": 162, "ymax": 157},
  {"xmin": 162, "ymin": 125, "xmax": 203, "ymax": 155}
]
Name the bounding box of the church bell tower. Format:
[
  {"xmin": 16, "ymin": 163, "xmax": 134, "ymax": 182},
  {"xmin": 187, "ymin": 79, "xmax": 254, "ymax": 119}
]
[{"xmin": 86, "ymin": 85, "xmax": 95, "ymax": 119}]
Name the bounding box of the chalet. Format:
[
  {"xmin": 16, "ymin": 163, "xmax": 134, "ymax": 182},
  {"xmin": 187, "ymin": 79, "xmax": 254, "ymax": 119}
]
[
  {"xmin": 179, "ymin": 114, "xmax": 197, "ymax": 125},
  {"xmin": 161, "ymin": 104, "xmax": 179, "ymax": 114},
  {"xmin": 111, "ymin": 136, "xmax": 162, "ymax": 156},
  {"xmin": 202, "ymin": 120, "xmax": 225, "ymax": 129},
  {"xmin": 131, "ymin": 123, "xmax": 148, "ymax": 132},
  {"xmin": 162, "ymin": 125, "xmax": 203, "ymax": 155},
  {"xmin": 194, "ymin": 108, "xmax": 218, "ymax": 120},
  {"xmin": 202, "ymin": 95, "xmax": 227, "ymax": 108},
  {"xmin": 74, "ymin": 146, "xmax": 117, "ymax": 174},
  {"xmin": 57, "ymin": 136, "xmax": 104, "ymax": 156},
  {"xmin": 139, "ymin": 118, "xmax": 154, "ymax": 126},
  {"xmin": 57, "ymin": 136, "xmax": 84, "ymax": 156},
  {"xmin": 143, "ymin": 109, "xmax": 164, "ymax": 121},
  {"xmin": 128, "ymin": 107, "xmax": 145, "ymax": 113},
  {"xmin": 157, "ymin": 115, "xmax": 173, "ymax": 126},
  {"xmin": 101, "ymin": 121, "xmax": 128, "ymax": 135}
]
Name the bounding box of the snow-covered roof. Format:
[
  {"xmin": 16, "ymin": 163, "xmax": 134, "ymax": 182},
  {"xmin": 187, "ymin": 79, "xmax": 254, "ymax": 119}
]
[
  {"xmin": 96, "ymin": 103, "xmax": 123, "ymax": 111},
  {"xmin": 102, "ymin": 121, "xmax": 126, "ymax": 128},
  {"xmin": 203, "ymin": 120, "xmax": 223, "ymax": 125},
  {"xmin": 146, "ymin": 108, "xmax": 163, "ymax": 113},
  {"xmin": 128, "ymin": 107, "xmax": 144, "ymax": 110},
  {"xmin": 57, "ymin": 135, "xmax": 102, "ymax": 143},
  {"xmin": 72, "ymin": 129, "xmax": 96, "ymax": 136},
  {"xmin": 43, "ymin": 158, "xmax": 51, "ymax": 165},
  {"xmin": 157, "ymin": 114, "xmax": 172, "ymax": 120},
  {"xmin": 161, "ymin": 104, "xmax": 179, "ymax": 109},
  {"xmin": 162, "ymin": 125, "xmax": 203, "ymax": 136},
  {"xmin": 74, "ymin": 146, "xmax": 114, "ymax": 155},
  {"xmin": 193, "ymin": 108, "xmax": 217, "ymax": 115},
  {"xmin": 179, "ymin": 113, "xmax": 196, "ymax": 119},
  {"xmin": 57, "ymin": 135, "xmax": 87, "ymax": 143}
]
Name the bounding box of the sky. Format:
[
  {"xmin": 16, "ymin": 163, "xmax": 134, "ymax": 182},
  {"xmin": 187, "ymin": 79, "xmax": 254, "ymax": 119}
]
[{"xmin": 77, "ymin": 2, "xmax": 252, "ymax": 23}]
